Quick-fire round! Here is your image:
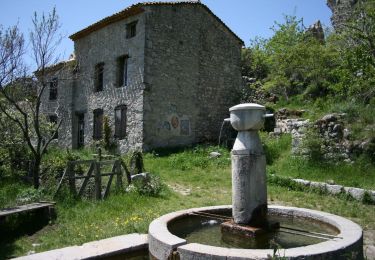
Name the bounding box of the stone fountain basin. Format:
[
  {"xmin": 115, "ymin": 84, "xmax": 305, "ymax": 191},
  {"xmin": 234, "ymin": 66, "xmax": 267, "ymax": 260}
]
[
  {"xmin": 229, "ymin": 103, "xmax": 268, "ymax": 131},
  {"xmin": 148, "ymin": 205, "xmax": 363, "ymax": 259}
]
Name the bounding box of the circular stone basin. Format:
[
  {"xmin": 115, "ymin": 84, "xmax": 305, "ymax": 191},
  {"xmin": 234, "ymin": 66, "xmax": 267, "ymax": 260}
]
[{"xmin": 148, "ymin": 205, "xmax": 363, "ymax": 259}]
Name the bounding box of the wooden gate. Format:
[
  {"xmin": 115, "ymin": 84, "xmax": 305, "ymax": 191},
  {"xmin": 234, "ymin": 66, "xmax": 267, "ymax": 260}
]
[{"xmin": 55, "ymin": 159, "xmax": 130, "ymax": 200}]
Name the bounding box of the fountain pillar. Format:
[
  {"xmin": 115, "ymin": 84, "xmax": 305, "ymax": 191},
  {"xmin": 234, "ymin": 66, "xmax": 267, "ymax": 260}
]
[{"xmin": 229, "ymin": 103, "xmax": 272, "ymax": 227}]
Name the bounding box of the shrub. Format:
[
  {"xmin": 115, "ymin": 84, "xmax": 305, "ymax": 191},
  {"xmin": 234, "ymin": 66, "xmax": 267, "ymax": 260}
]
[
  {"xmin": 128, "ymin": 174, "xmax": 164, "ymax": 197},
  {"xmin": 15, "ymin": 187, "xmax": 45, "ymax": 205},
  {"xmin": 103, "ymin": 116, "xmax": 116, "ymax": 152},
  {"xmin": 301, "ymin": 129, "xmax": 324, "ymax": 162}
]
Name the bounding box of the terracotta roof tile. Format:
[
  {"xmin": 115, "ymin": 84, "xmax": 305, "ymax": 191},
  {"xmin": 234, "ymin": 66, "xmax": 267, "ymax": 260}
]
[{"xmin": 69, "ymin": 1, "xmax": 243, "ymax": 45}]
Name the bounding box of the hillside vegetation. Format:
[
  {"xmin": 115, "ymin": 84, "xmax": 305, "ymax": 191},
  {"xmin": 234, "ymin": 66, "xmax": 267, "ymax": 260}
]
[{"xmin": 241, "ymin": 2, "xmax": 375, "ymax": 155}]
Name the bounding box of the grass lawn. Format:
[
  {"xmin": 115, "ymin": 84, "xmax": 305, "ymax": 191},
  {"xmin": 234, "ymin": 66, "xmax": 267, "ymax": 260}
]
[
  {"xmin": 0, "ymin": 145, "xmax": 374, "ymax": 259},
  {"xmin": 264, "ymin": 134, "xmax": 375, "ymax": 190}
]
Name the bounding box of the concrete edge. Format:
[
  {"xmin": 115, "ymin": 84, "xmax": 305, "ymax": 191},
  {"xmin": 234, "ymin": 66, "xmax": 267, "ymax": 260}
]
[{"xmin": 13, "ymin": 233, "xmax": 148, "ymax": 260}]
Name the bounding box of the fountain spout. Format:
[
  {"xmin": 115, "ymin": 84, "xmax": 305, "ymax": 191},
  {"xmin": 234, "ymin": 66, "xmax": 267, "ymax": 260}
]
[{"xmin": 218, "ymin": 118, "xmax": 231, "ymax": 147}]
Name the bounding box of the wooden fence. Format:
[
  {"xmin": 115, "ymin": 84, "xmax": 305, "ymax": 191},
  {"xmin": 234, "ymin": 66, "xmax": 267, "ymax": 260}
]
[{"xmin": 55, "ymin": 159, "xmax": 131, "ymax": 200}]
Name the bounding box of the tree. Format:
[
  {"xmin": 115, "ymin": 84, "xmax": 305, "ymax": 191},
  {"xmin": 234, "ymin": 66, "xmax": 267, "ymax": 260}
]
[
  {"xmin": 242, "ymin": 15, "xmax": 341, "ymax": 102},
  {"xmin": 0, "ymin": 9, "xmax": 63, "ymax": 188},
  {"xmin": 335, "ymin": 0, "xmax": 375, "ymax": 102}
]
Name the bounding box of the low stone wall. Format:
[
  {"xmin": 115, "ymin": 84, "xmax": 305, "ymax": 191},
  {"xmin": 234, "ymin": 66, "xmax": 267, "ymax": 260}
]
[{"xmin": 269, "ymin": 174, "xmax": 375, "ymax": 204}]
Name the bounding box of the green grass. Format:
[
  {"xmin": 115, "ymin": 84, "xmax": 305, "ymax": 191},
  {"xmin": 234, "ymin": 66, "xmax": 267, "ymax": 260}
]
[
  {"xmin": 0, "ymin": 144, "xmax": 374, "ymax": 258},
  {"xmin": 263, "ymin": 134, "xmax": 375, "ymax": 189},
  {"xmin": 0, "ymin": 179, "xmax": 30, "ymax": 208}
]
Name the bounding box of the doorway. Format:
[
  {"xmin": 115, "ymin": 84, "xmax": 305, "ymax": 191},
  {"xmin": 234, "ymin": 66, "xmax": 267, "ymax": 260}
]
[{"xmin": 76, "ymin": 113, "xmax": 85, "ymax": 148}]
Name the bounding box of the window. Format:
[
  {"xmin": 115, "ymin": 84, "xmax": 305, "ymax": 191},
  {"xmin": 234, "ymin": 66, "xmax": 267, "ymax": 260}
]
[
  {"xmin": 49, "ymin": 78, "xmax": 58, "ymax": 100},
  {"xmin": 49, "ymin": 115, "xmax": 58, "ymax": 139},
  {"xmin": 114, "ymin": 105, "xmax": 127, "ymax": 139},
  {"xmin": 126, "ymin": 21, "xmax": 137, "ymax": 38},
  {"xmin": 93, "ymin": 109, "xmax": 103, "ymax": 140},
  {"xmin": 95, "ymin": 63, "xmax": 104, "ymax": 92},
  {"xmin": 117, "ymin": 55, "xmax": 129, "ymax": 87}
]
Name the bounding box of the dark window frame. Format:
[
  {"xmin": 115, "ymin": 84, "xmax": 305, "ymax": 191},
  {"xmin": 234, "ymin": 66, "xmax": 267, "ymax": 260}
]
[
  {"xmin": 49, "ymin": 77, "xmax": 58, "ymax": 100},
  {"xmin": 114, "ymin": 105, "xmax": 127, "ymax": 139},
  {"xmin": 126, "ymin": 21, "xmax": 137, "ymax": 39},
  {"xmin": 93, "ymin": 109, "xmax": 103, "ymax": 140},
  {"xmin": 49, "ymin": 114, "xmax": 58, "ymax": 139},
  {"xmin": 94, "ymin": 63, "xmax": 104, "ymax": 92},
  {"xmin": 117, "ymin": 55, "xmax": 129, "ymax": 87}
]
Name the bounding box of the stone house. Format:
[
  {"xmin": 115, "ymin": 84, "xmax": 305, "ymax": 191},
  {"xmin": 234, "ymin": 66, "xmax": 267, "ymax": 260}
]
[{"xmin": 41, "ymin": 1, "xmax": 243, "ymax": 153}]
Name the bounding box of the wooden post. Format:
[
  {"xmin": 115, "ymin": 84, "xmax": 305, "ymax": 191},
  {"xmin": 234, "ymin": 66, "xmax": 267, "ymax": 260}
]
[
  {"xmin": 121, "ymin": 160, "xmax": 132, "ymax": 185},
  {"xmin": 78, "ymin": 162, "xmax": 95, "ymax": 197},
  {"xmin": 103, "ymin": 162, "xmax": 116, "ymax": 199},
  {"xmin": 67, "ymin": 162, "xmax": 77, "ymax": 197},
  {"xmin": 116, "ymin": 160, "xmax": 123, "ymax": 191},
  {"xmin": 95, "ymin": 161, "xmax": 102, "ymax": 200}
]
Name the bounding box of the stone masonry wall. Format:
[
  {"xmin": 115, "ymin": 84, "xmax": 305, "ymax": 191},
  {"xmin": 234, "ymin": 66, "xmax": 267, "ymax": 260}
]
[
  {"xmin": 273, "ymin": 113, "xmax": 372, "ymax": 163},
  {"xmin": 40, "ymin": 62, "xmax": 75, "ymax": 149},
  {"xmin": 72, "ymin": 12, "xmax": 146, "ymax": 153},
  {"xmin": 142, "ymin": 5, "xmax": 242, "ymax": 150}
]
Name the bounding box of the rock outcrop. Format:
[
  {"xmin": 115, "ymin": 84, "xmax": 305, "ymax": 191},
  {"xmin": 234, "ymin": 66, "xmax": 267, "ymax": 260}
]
[
  {"xmin": 327, "ymin": 0, "xmax": 359, "ymax": 31},
  {"xmin": 307, "ymin": 20, "xmax": 325, "ymax": 42}
]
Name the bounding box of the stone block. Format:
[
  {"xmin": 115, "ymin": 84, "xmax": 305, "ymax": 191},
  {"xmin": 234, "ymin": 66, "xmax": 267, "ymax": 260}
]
[
  {"xmin": 369, "ymin": 190, "xmax": 375, "ymax": 202},
  {"xmin": 326, "ymin": 184, "xmax": 343, "ymax": 195},
  {"xmin": 209, "ymin": 151, "xmax": 221, "ymax": 158},
  {"xmin": 344, "ymin": 187, "xmax": 365, "ymax": 201},
  {"xmin": 310, "ymin": 181, "xmax": 326, "ymax": 190},
  {"xmin": 292, "ymin": 179, "xmax": 311, "ymax": 186}
]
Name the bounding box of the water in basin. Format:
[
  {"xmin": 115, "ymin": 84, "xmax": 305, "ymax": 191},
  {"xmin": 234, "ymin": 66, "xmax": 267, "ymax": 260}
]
[{"xmin": 168, "ymin": 211, "xmax": 339, "ymax": 249}]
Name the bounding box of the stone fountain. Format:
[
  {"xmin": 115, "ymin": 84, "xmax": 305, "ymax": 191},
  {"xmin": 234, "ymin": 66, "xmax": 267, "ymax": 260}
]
[{"xmin": 148, "ymin": 103, "xmax": 363, "ymax": 259}]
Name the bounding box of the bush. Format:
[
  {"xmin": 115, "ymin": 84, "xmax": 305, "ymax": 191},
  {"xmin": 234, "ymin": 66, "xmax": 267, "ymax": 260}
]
[
  {"xmin": 301, "ymin": 129, "xmax": 324, "ymax": 162},
  {"xmin": 128, "ymin": 174, "xmax": 164, "ymax": 197},
  {"xmin": 40, "ymin": 149, "xmax": 86, "ymax": 197},
  {"xmin": 15, "ymin": 187, "xmax": 45, "ymax": 205}
]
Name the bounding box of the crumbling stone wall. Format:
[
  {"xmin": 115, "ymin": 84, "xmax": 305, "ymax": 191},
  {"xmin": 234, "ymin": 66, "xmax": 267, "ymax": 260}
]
[{"xmin": 273, "ymin": 111, "xmax": 373, "ymax": 162}]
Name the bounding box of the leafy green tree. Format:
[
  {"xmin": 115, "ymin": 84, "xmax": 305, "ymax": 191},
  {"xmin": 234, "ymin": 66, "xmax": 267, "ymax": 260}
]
[
  {"xmin": 242, "ymin": 15, "xmax": 341, "ymax": 102},
  {"xmin": 334, "ymin": 0, "xmax": 375, "ymax": 103},
  {"xmin": 241, "ymin": 37, "xmax": 269, "ymax": 80}
]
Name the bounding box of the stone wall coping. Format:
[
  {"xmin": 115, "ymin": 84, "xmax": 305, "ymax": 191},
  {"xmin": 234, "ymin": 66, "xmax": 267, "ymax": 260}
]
[
  {"xmin": 13, "ymin": 233, "xmax": 148, "ymax": 260},
  {"xmin": 288, "ymin": 176, "xmax": 375, "ymax": 203}
]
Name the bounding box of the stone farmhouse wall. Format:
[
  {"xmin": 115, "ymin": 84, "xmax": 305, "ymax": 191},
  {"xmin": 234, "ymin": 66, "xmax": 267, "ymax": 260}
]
[
  {"xmin": 142, "ymin": 4, "xmax": 242, "ymax": 150},
  {"xmin": 41, "ymin": 3, "xmax": 243, "ymax": 153},
  {"xmin": 39, "ymin": 62, "xmax": 76, "ymax": 148},
  {"xmin": 72, "ymin": 12, "xmax": 146, "ymax": 153}
]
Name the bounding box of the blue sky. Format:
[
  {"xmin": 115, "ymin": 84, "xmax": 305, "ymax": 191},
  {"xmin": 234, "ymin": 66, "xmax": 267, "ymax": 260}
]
[{"xmin": 1, "ymin": 0, "xmax": 332, "ymax": 64}]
